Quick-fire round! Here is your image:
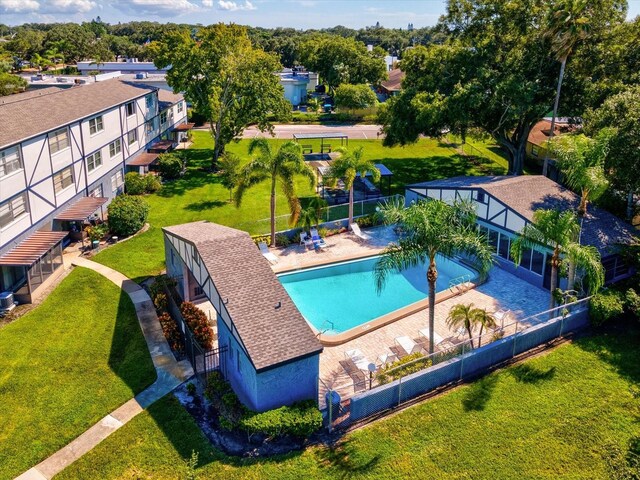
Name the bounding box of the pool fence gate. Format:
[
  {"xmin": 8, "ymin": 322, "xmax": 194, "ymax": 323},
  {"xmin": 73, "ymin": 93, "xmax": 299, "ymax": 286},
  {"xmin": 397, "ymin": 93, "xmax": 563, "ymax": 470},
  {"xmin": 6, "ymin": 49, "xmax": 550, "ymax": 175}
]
[{"xmin": 323, "ymin": 297, "xmax": 591, "ymax": 432}]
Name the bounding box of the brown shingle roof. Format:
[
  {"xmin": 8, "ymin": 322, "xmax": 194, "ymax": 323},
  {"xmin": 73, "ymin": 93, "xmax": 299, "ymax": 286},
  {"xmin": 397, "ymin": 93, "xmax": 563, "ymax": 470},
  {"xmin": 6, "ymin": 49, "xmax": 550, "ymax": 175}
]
[
  {"xmin": 380, "ymin": 68, "xmax": 404, "ymax": 93},
  {"xmin": 409, "ymin": 175, "xmax": 637, "ymax": 255},
  {"xmin": 528, "ymin": 119, "xmax": 578, "ymax": 147},
  {"xmin": 163, "ymin": 221, "xmax": 323, "ymax": 371},
  {"xmin": 0, "ymin": 80, "xmax": 158, "ymax": 149}
]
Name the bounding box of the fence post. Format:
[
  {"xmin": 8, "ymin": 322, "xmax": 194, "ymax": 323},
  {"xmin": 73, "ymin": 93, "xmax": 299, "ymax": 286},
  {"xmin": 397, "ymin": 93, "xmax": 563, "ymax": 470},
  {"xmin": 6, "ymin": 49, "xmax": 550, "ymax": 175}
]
[
  {"xmin": 459, "ymin": 342, "xmax": 465, "ymax": 380},
  {"xmin": 328, "ymin": 387, "xmax": 333, "ymax": 433},
  {"xmin": 398, "ymin": 376, "xmax": 402, "ymax": 406}
]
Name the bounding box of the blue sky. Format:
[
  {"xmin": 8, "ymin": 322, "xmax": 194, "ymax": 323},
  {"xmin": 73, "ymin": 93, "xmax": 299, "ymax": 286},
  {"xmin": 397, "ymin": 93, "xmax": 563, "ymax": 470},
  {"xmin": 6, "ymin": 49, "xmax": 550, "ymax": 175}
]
[{"xmin": 1, "ymin": 0, "xmax": 639, "ymax": 28}]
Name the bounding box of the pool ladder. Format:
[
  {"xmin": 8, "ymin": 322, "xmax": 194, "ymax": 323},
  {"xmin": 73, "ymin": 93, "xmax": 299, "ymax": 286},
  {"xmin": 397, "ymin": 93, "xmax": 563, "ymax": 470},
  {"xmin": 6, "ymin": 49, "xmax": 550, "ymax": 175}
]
[
  {"xmin": 317, "ymin": 319, "xmax": 335, "ymax": 337},
  {"xmin": 449, "ymin": 274, "xmax": 473, "ymax": 295}
]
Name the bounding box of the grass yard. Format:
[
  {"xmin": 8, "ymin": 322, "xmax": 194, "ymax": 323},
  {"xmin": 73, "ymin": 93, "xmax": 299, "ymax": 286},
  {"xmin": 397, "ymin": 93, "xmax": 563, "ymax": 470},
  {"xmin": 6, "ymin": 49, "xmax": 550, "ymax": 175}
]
[
  {"xmin": 93, "ymin": 131, "xmax": 509, "ymax": 281},
  {"xmin": 57, "ymin": 325, "xmax": 640, "ymax": 479},
  {"xmin": 0, "ymin": 268, "xmax": 156, "ymax": 479}
]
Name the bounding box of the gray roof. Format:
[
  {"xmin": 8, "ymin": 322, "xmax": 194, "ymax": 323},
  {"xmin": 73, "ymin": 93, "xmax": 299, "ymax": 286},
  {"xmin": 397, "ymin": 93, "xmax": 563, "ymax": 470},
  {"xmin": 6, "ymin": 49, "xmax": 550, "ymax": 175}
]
[
  {"xmin": 157, "ymin": 88, "xmax": 183, "ymax": 111},
  {"xmin": 409, "ymin": 175, "xmax": 638, "ymax": 255},
  {"xmin": 0, "ymin": 80, "xmax": 174, "ymax": 149},
  {"xmin": 163, "ymin": 221, "xmax": 323, "ymax": 371}
]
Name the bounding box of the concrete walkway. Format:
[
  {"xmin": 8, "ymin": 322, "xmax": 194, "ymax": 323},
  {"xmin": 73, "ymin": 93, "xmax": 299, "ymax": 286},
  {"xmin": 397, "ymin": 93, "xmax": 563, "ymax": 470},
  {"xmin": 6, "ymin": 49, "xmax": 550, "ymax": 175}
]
[{"xmin": 16, "ymin": 258, "xmax": 193, "ymax": 480}]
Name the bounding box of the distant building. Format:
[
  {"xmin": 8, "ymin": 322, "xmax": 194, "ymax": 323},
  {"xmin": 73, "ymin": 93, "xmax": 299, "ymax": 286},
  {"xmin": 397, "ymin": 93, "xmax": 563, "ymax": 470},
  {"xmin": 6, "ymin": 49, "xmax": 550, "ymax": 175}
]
[
  {"xmin": 379, "ymin": 68, "xmax": 405, "ymax": 99},
  {"xmin": 526, "ymin": 118, "xmax": 579, "ymax": 179},
  {"xmin": 0, "ymin": 80, "xmax": 190, "ymax": 302},
  {"xmin": 278, "ymin": 69, "xmax": 319, "ymax": 107},
  {"xmin": 76, "ymin": 58, "xmax": 167, "ymax": 76}
]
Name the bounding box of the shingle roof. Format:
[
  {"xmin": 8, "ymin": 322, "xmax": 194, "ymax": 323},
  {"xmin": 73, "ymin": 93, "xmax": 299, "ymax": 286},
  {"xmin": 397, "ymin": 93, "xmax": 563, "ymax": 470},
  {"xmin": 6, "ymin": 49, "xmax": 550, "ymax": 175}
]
[
  {"xmin": 157, "ymin": 88, "xmax": 183, "ymax": 111},
  {"xmin": 0, "ymin": 80, "xmax": 159, "ymax": 149},
  {"xmin": 163, "ymin": 221, "xmax": 323, "ymax": 371},
  {"xmin": 381, "ymin": 68, "xmax": 404, "ymax": 92},
  {"xmin": 528, "ymin": 119, "xmax": 578, "ymax": 147},
  {"xmin": 409, "ymin": 175, "xmax": 637, "ymax": 255}
]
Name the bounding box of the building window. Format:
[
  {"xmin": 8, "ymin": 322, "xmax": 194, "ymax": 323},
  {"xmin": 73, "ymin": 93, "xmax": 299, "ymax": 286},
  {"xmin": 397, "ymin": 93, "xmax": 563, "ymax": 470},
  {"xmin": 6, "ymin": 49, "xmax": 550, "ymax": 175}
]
[
  {"xmin": 53, "ymin": 166, "xmax": 74, "ymax": 193},
  {"xmin": 111, "ymin": 169, "xmax": 124, "ymax": 192},
  {"xmin": 145, "ymin": 118, "xmax": 157, "ymax": 135},
  {"xmin": 109, "ymin": 139, "xmax": 122, "ymax": 158},
  {"xmin": 237, "ymin": 350, "xmax": 241, "ymax": 373},
  {"xmin": 476, "ymin": 191, "xmax": 485, "ymax": 203},
  {"xmin": 89, "ymin": 116, "xmax": 104, "ymax": 135},
  {"xmin": 87, "ymin": 151, "xmax": 102, "ymax": 172},
  {"xmin": 531, "ymin": 145, "xmax": 539, "ymax": 157},
  {"xmin": 0, "ymin": 146, "xmax": 23, "ymax": 177},
  {"xmin": 49, "ymin": 127, "xmax": 70, "ymax": 154},
  {"xmin": 127, "ymin": 129, "xmax": 137, "ymax": 145},
  {"xmin": 145, "ymin": 94, "xmax": 154, "ymax": 109},
  {"xmin": 487, "ymin": 229, "xmax": 499, "ymax": 254},
  {"xmin": 125, "ymin": 101, "xmax": 135, "ymax": 117},
  {"xmin": 160, "ymin": 111, "xmax": 168, "ymax": 126},
  {"xmin": 498, "ymin": 233, "xmax": 511, "ymax": 260},
  {"xmin": 0, "ymin": 192, "xmax": 28, "ymax": 229},
  {"xmin": 531, "ymin": 250, "xmax": 545, "ymax": 275},
  {"xmin": 177, "ymin": 101, "xmax": 184, "ymax": 113},
  {"xmin": 89, "ymin": 184, "xmax": 103, "ymax": 198}
]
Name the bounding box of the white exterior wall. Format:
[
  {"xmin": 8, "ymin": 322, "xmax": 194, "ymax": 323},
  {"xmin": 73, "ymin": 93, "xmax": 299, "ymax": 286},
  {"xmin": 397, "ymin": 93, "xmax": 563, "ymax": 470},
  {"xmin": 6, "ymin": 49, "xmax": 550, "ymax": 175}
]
[{"xmin": 0, "ymin": 86, "xmax": 184, "ymax": 255}]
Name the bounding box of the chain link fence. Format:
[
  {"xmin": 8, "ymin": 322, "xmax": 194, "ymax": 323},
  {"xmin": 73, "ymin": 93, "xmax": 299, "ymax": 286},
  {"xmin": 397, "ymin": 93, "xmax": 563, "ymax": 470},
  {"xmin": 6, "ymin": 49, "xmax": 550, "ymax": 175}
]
[
  {"xmin": 323, "ymin": 297, "xmax": 591, "ymax": 430},
  {"xmin": 236, "ymin": 194, "xmax": 403, "ymax": 236}
]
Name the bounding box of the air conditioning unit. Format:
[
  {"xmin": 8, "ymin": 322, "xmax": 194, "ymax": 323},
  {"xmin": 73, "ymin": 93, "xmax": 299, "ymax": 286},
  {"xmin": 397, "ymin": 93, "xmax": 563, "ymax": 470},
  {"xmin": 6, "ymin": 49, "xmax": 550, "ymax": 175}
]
[{"xmin": 0, "ymin": 291, "xmax": 16, "ymax": 316}]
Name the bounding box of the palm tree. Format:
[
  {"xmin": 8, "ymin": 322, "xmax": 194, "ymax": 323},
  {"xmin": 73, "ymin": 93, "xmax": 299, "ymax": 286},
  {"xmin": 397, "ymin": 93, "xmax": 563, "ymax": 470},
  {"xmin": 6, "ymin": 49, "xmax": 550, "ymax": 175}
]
[
  {"xmin": 446, "ymin": 303, "xmax": 477, "ymax": 349},
  {"xmin": 474, "ymin": 308, "xmax": 497, "ymax": 348},
  {"xmin": 235, "ymin": 138, "xmax": 316, "ymax": 247},
  {"xmin": 374, "ymin": 198, "xmax": 494, "ymax": 354},
  {"xmin": 550, "ymin": 130, "xmax": 611, "ymax": 218},
  {"xmin": 542, "ymin": 0, "xmax": 592, "ymax": 177},
  {"xmin": 326, "ymin": 146, "xmax": 381, "ymax": 230},
  {"xmin": 297, "ymin": 197, "xmax": 328, "ymax": 234},
  {"xmin": 564, "ymin": 242, "xmax": 605, "ymax": 294},
  {"xmin": 510, "ymin": 209, "xmax": 603, "ymax": 309}
]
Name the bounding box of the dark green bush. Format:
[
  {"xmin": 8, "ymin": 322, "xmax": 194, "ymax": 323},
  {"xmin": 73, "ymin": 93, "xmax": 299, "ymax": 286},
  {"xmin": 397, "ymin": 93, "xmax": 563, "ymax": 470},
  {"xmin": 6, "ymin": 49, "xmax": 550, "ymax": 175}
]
[
  {"xmin": 204, "ymin": 372, "xmax": 322, "ymax": 438},
  {"xmin": 107, "ymin": 195, "xmax": 149, "ymax": 237},
  {"xmin": 157, "ymin": 153, "xmax": 183, "ymax": 180},
  {"xmin": 355, "ymin": 214, "xmax": 382, "ymax": 228},
  {"xmin": 625, "ymin": 288, "xmax": 640, "ymax": 319},
  {"xmin": 180, "ymin": 301, "xmax": 214, "ymax": 350},
  {"xmin": 590, "ymin": 289, "xmax": 625, "ymax": 326},
  {"xmin": 275, "ymin": 233, "xmax": 291, "ymax": 248},
  {"xmin": 124, "ymin": 171, "xmax": 146, "ymax": 195}
]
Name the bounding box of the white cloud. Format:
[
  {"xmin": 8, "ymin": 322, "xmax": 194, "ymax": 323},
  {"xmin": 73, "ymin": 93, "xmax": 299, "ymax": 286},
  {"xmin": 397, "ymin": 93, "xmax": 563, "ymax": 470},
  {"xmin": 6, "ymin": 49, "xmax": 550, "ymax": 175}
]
[
  {"xmin": 111, "ymin": 0, "xmax": 200, "ymax": 15},
  {"xmin": 42, "ymin": 0, "xmax": 97, "ymax": 13},
  {"xmin": 0, "ymin": 0, "xmax": 40, "ymax": 12},
  {"xmin": 202, "ymin": 0, "xmax": 213, "ymax": 6},
  {"xmin": 217, "ymin": 0, "xmax": 255, "ymax": 11}
]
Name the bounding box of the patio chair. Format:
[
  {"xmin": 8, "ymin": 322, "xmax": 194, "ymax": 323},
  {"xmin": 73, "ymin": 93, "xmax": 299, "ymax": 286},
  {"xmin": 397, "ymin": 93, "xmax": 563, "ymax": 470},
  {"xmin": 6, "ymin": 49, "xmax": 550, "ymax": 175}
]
[
  {"xmin": 299, "ymin": 232, "xmax": 313, "ymax": 249},
  {"xmin": 339, "ymin": 359, "xmax": 367, "ymax": 392},
  {"xmin": 345, "ymin": 348, "xmax": 372, "ymax": 371},
  {"xmin": 350, "ymin": 222, "xmax": 372, "ymax": 241},
  {"xmin": 258, "ymin": 242, "xmax": 278, "ymax": 265},
  {"xmin": 392, "ymin": 336, "xmax": 423, "ymax": 358},
  {"xmin": 416, "ymin": 328, "xmax": 444, "ymax": 348},
  {"xmin": 493, "ymin": 308, "xmax": 511, "ymax": 329},
  {"xmin": 310, "ymin": 228, "xmax": 327, "ymax": 251},
  {"xmin": 377, "ymin": 351, "xmax": 397, "ymax": 367}
]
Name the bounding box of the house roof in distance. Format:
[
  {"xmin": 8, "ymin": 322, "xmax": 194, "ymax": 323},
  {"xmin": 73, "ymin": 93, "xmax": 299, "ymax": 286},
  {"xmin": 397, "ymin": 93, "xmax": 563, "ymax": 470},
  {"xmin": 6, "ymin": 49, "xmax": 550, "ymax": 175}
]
[
  {"xmin": 528, "ymin": 118, "xmax": 579, "ymax": 147},
  {"xmin": 163, "ymin": 221, "xmax": 323, "ymax": 371},
  {"xmin": 380, "ymin": 68, "xmax": 404, "ymax": 93},
  {"xmin": 409, "ymin": 175, "xmax": 637, "ymax": 255},
  {"xmin": 0, "ymin": 80, "xmax": 181, "ymax": 149}
]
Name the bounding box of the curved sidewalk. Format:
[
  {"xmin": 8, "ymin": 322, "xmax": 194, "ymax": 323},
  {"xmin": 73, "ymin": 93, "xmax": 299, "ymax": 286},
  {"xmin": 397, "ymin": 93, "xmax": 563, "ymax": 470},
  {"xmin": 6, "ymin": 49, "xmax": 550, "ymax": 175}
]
[{"xmin": 17, "ymin": 258, "xmax": 193, "ymax": 480}]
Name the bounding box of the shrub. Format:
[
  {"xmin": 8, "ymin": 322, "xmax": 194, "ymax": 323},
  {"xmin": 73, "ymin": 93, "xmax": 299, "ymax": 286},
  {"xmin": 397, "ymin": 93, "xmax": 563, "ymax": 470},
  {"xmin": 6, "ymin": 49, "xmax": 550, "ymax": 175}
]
[
  {"xmin": 355, "ymin": 214, "xmax": 382, "ymax": 228},
  {"xmin": 153, "ymin": 292, "xmax": 168, "ymax": 311},
  {"xmin": 107, "ymin": 195, "xmax": 149, "ymax": 237},
  {"xmin": 143, "ymin": 174, "xmax": 162, "ymax": 193},
  {"xmin": 590, "ymin": 289, "xmax": 625, "ymax": 326},
  {"xmin": 376, "ymin": 352, "xmax": 433, "ymax": 385},
  {"xmin": 204, "ymin": 372, "xmax": 322, "ymax": 439},
  {"xmin": 125, "ymin": 171, "xmax": 146, "ymax": 195},
  {"xmin": 275, "ymin": 233, "xmax": 291, "ymax": 248},
  {"xmin": 180, "ymin": 301, "xmax": 214, "ymax": 350},
  {"xmin": 625, "ymin": 288, "xmax": 640, "ymax": 319},
  {"xmin": 157, "ymin": 153, "xmax": 184, "ymax": 180},
  {"xmin": 251, "ymin": 234, "xmax": 271, "ymax": 246},
  {"xmin": 158, "ymin": 312, "xmax": 183, "ymax": 353},
  {"xmin": 149, "ymin": 274, "xmax": 177, "ymax": 301},
  {"xmin": 84, "ymin": 223, "xmax": 108, "ymax": 241},
  {"xmin": 334, "ymin": 83, "xmax": 378, "ymax": 110}
]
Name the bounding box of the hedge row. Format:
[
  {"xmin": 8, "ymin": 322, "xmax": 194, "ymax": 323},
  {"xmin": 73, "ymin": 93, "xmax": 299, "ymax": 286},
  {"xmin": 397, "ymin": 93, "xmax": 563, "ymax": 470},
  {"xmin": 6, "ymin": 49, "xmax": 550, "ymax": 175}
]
[{"xmin": 205, "ymin": 371, "xmax": 322, "ymax": 439}]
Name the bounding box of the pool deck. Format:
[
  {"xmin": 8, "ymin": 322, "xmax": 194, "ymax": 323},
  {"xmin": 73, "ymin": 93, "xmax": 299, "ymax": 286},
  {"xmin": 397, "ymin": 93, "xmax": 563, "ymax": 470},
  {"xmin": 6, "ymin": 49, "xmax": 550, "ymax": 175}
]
[{"xmin": 266, "ymin": 226, "xmax": 551, "ymax": 406}]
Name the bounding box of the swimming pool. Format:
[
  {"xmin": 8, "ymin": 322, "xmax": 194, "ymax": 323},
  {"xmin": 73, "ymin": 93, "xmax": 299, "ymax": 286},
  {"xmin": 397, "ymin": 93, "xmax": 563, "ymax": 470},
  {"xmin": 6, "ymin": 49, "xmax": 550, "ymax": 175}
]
[{"xmin": 278, "ymin": 255, "xmax": 476, "ymax": 336}]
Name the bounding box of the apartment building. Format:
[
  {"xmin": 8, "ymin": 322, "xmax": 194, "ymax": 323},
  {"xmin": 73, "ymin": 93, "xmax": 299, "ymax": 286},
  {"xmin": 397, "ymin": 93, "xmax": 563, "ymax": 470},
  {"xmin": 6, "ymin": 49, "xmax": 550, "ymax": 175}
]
[{"xmin": 0, "ymin": 79, "xmax": 189, "ymax": 303}]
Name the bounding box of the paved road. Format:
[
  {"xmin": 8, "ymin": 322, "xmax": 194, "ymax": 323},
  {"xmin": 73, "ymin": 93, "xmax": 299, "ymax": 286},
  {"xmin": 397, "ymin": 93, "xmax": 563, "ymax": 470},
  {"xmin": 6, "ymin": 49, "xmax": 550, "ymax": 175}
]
[{"xmin": 242, "ymin": 123, "xmax": 384, "ymax": 140}]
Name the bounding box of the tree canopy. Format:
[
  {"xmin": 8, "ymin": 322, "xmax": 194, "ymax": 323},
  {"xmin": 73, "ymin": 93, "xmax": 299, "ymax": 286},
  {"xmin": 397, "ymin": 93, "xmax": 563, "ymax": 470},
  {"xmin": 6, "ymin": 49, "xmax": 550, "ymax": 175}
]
[
  {"xmin": 379, "ymin": 0, "xmax": 627, "ymax": 175},
  {"xmin": 334, "ymin": 83, "xmax": 378, "ymax": 110},
  {"xmin": 153, "ymin": 23, "xmax": 291, "ymax": 167}
]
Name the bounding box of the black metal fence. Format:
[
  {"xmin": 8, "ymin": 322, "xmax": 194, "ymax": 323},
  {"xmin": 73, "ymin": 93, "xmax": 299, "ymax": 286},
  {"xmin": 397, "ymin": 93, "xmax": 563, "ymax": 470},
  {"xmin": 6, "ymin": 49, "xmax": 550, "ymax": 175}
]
[{"xmin": 164, "ymin": 283, "xmax": 226, "ymax": 386}]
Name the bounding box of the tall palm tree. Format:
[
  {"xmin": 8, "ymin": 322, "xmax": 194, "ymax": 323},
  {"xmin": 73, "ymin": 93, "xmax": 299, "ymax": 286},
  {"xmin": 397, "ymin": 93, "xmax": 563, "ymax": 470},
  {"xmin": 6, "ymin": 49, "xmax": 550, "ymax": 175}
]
[
  {"xmin": 510, "ymin": 209, "xmax": 603, "ymax": 309},
  {"xmin": 446, "ymin": 303, "xmax": 477, "ymax": 349},
  {"xmin": 474, "ymin": 308, "xmax": 497, "ymax": 348},
  {"xmin": 542, "ymin": 0, "xmax": 592, "ymax": 177},
  {"xmin": 374, "ymin": 198, "xmax": 494, "ymax": 354},
  {"xmin": 326, "ymin": 146, "xmax": 381, "ymax": 230},
  {"xmin": 235, "ymin": 138, "xmax": 316, "ymax": 246},
  {"xmin": 564, "ymin": 242, "xmax": 605, "ymax": 294}
]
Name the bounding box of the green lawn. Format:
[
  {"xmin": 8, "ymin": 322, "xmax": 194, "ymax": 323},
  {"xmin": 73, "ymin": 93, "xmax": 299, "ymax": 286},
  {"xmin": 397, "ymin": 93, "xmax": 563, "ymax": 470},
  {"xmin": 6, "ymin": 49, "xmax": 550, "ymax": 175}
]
[
  {"xmin": 0, "ymin": 268, "xmax": 156, "ymax": 479},
  {"xmin": 57, "ymin": 326, "xmax": 640, "ymax": 479},
  {"xmin": 93, "ymin": 131, "xmax": 508, "ymax": 281}
]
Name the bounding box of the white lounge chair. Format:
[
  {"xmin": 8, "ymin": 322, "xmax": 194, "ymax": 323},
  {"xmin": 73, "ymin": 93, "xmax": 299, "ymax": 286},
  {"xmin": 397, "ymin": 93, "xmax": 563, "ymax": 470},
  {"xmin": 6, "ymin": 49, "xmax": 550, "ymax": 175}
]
[
  {"xmin": 493, "ymin": 308, "xmax": 511, "ymax": 329},
  {"xmin": 299, "ymin": 232, "xmax": 313, "ymax": 249},
  {"xmin": 310, "ymin": 228, "xmax": 327, "ymax": 250},
  {"xmin": 418, "ymin": 328, "xmax": 444, "ymax": 345},
  {"xmin": 350, "ymin": 222, "xmax": 372, "ymax": 241},
  {"xmin": 394, "ymin": 336, "xmax": 422, "ymax": 357},
  {"xmin": 258, "ymin": 242, "xmax": 278, "ymax": 265},
  {"xmin": 377, "ymin": 352, "xmax": 397, "ymax": 367},
  {"xmin": 345, "ymin": 348, "xmax": 371, "ymax": 371}
]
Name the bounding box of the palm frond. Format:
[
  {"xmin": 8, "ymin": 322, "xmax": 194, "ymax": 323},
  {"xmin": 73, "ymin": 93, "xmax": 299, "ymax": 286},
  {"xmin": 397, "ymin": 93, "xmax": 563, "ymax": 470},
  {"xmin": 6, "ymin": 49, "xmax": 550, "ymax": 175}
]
[{"xmin": 373, "ymin": 242, "xmax": 429, "ymax": 294}]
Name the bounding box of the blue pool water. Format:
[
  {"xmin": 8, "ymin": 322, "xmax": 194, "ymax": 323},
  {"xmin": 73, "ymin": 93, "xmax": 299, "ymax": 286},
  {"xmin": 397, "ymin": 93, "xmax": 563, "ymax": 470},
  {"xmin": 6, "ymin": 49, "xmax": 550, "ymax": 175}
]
[{"xmin": 278, "ymin": 255, "xmax": 475, "ymax": 334}]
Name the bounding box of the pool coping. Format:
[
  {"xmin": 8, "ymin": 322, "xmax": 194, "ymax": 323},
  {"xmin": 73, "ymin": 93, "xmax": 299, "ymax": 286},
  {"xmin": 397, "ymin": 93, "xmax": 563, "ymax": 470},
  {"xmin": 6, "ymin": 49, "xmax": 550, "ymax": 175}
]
[{"xmin": 276, "ymin": 252, "xmax": 483, "ymax": 347}]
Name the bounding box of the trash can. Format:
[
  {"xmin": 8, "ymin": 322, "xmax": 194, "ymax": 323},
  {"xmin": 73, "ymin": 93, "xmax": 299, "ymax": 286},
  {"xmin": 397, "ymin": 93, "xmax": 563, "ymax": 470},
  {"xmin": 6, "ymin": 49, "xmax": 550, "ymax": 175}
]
[
  {"xmin": 325, "ymin": 390, "xmax": 341, "ymax": 414},
  {"xmin": 92, "ymin": 240, "xmax": 99, "ymax": 250}
]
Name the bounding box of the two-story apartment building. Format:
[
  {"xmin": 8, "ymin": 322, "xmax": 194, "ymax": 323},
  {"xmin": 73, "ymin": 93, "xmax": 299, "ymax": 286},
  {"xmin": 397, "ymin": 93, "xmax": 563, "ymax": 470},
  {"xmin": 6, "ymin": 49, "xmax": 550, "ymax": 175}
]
[{"xmin": 0, "ymin": 80, "xmax": 188, "ymax": 303}]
